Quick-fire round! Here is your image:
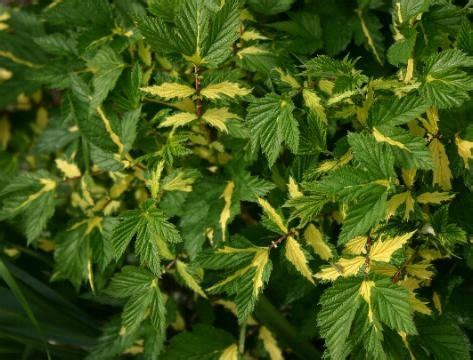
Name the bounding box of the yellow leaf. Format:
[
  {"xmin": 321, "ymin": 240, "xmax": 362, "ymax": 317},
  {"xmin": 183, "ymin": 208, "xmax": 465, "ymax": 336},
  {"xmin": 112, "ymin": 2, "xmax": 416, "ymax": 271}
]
[
  {"xmin": 404, "ymin": 191, "xmax": 415, "ymax": 220},
  {"xmin": 96, "ymin": 107, "xmax": 125, "ymax": 156},
  {"xmin": 162, "ymin": 171, "xmax": 196, "ymax": 193},
  {"xmin": 455, "ymin": 134, "xmax": 473, "ymax": 169},
  {"xmin": 55, "ymin": 159, "xmax": 81, "ymax": 179},
  {"xmin": 355, "ymin": 9, "xmax": 383, "ymax": 65},
  {"xmin": 147, "ymin": 161, "xmax": 164, "ymax": 199},
  {"xmin": 416, "ymin": 191, "xmax": 454, "ymax": 204},
  {"xmin": 302, "ymin": 89, "xmax": 327, "ymax": 123},
  {"xmin": 432, "ymin": 291, "xmax": 442, "ymax": 314},
  {"xmin": 251, "ymin": 249, "xmax": 270, "ymax": 295},
  {"xmin": 160, "ymin": 112, "xmax": 198, "ymax": 128},
  {"xmin": 274, "ymin": 68, "xmax": 300, "ymax": 89},
  {"xmin": 386, "ymin": 192, "xmax": 409, "ymax": 219},
  {"xmin": 337, "ymin": 256, "xmax": 366, "ymax": 276},
  {"xmin": 257, "ymin": 198, "xmax": 287, "ymax": 233},
  {"xmin": 202, "ymin": 107, "xmax": 239, "ymax": 132},
  {"xmin": 314, "ymin": 266, "xmax": 341, "ymax": 281},
  {"xmin": 175, "ymin": 260, "xmax": 207, "ymax": 298},
  {"xmin": 418, "ymin": 249, "xmax": 443, "ymax": 261},
  {"xmin": 110, "ymin": 175, "xmax": 133, "ymax": 199},
  {"xmin": 0, "ymin": 50, "xmax": 41, "ymax": 68},
  {"xmin": 315, "ymin": 151, "xmax": 352, "ymax": 174},
  {"xmin": 219, "ymin": 344, "xmax": 238, "ymax": 360},
  {"xmin": 0, "ymin": 67, "xmax": 12, "ymax": 80},
  {"xmin": 287, "ymin": 176, "xmax": 302, "ymax": 199},
  {"xmin": 241, "ymin": 30, "xmax": 268, "ymax": 41},
  {"xmin": 423, "ymin": 107, "xmax": 439, "ymax": 135},
  {"xmin": 399, "ymin": 277, "xmax": 421, "ymax": 292},
  {"xmin": 405, "ymin": 263, "xmax": 433, "ymax": 280},
  {"xmin": 304, "ymin": 224, "xmax": 332, "ymax": 260},
  {"xmin": 429, "ymin": 138, "xmax": 452, "ymax": 190},
  {"xmin": 410, "ymin": 294, "xmax": 431, "ymax": 315},
  {"xmin": 36, "ymin": 106, "xmax": 48, "ymax": 128},
  {"xmin": 201, "ymin": 81, "xmax": 252, "ymax": 99},
  {"xmin": 359, "ymin": 280, "xmax": 375, "ymax": 322},
  {"xmin": 370, "ymin": 262, "xmax": 398, "ymax": 277},
  {"xmin": 237, "ymin": 46, "xmax": 268, "ymax": 59},
  {"xmin": 219, "ymin": 181, "xmax": 235, "ymax": 242},
  {"xmin": 285, "ymin": 236, "xmax": 314, "ymax": 284},
  {"xmin": 259, "ymin": 327, "xmax": 283, "ymax": 360},
  {"xmin": 0, "ymin": 116, "xmax": 11, "ymax": 149},
  {"xmin": 369, "ymin": 231, "xmax": 415, "ymax": 262},
  {"xmin": 343, "ymin": 236, "xmax": 368, "ymax": 255},
  {"xmin": 140, "ymin": 83, "xmax": 195, "ymax": 100},
  {"xmin": 215, "ymin": 300, "xmax": 257, "ymax": 325},
  {"xmin": 401, "ymin": 168, "xmax": 417, "ymax": 187},
  {"xmin": 372, "ymin": 127, "xmax": 409, "ymax": 151}
]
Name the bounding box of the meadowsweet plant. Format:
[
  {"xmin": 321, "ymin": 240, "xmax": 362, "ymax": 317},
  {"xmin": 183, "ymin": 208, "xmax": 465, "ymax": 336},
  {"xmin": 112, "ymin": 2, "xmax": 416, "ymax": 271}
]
[{"xmin": 0, "ymin": 0, "xmax": 472, "ymax": 359}]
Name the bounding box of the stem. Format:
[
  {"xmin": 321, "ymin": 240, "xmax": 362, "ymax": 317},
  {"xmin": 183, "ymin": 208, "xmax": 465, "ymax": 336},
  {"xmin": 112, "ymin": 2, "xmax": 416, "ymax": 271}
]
[
  {"xmin": 194, "ymin": 65, "xmax": 202, "ymax": 117},
  {"xmin": 238, "ymin": 321, "xmax": 247, "ymax": 355},
  {"xmin": 254, "ymin": 296, "xmax": 322, "ymax": 360}
]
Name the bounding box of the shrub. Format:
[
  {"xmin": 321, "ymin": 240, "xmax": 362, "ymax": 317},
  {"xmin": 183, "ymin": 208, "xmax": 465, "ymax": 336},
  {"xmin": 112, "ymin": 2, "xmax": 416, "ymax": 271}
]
[{"xmin": 0, "ymin": 0, "xmax": 472, "ymax": 359}]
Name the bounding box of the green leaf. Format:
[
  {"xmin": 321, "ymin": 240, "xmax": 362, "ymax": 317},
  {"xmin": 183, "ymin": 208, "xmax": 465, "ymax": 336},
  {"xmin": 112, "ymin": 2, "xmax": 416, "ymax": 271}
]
[
  {"xmin": 317, "ymin": 278, "xmax": 363, "ymax": 359},
  {"xmin": 0, "ymin": 171, "xmax": 56, "ymax": 244},
  {"xmin": 203, "ymin": 246, "xmax": 272, "ymax": 323},
  {"xmin": 347, "ymin": 132, "xmax": 395, "ymax": 179},
  {"xmin": 411, "ymin": 316, "xmax": 471, "ymax": 360},
  {"xmin": 367, "ymin": 94, "xmax": 427, "ymax": 128},
  {"xmin": 161, "ymin": 324, "xmax": 234, "ymax": 360},
  {"xmin": 354, "ymin": 9, "xmax": 385, "ymax": 65},
  {"xmin": 420, "ymin": 49, "xmax": 473, "ymax": 108},
  {"xmin": 372, "ymin": 126, "xmax": 433, "ymax": 169},
  {"xmin": 387, "ymin": 30, "xmax": 417, "ymax": 66},
  {"xmin": 246, "ymin": 93, "xmax": 299, "ymax": 166},
  {"xmin": 339, "ymin": 187, "xmax": 387, "ymax": 245},
  {"xmin": 247, "ymin": 0, "xmax": 295, "ymax": 15},
  {"xmin": 302, "ymin": 55, "xmax": 366, "ymax": 92},
  {"xmin": 203, "ymin": 0, "xmax": 240, "ymax": 66},
  {"xmin": 371, "ymin": 278, "xmax": 417, "ymax": 334},
  {"xmin": 110, "ymin": 200, "xmax": 181, "ymax": 275},
  {"xmin": 398, "ymin": 0, "xmax": 429, "ymax": 22},
  {"xmin": 106, "ymin": 266, "xmax": 166, "ymax": 335},
  {"xmin": 87, "ymin": 47, "xmax": 124, "ymax": 108}
]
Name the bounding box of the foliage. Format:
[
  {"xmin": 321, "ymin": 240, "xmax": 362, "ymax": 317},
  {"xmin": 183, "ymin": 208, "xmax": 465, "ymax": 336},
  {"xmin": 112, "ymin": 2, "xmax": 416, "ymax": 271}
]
[{"xmin": 0, "ymin": 0, "xmax": 472, "ymax": 359}]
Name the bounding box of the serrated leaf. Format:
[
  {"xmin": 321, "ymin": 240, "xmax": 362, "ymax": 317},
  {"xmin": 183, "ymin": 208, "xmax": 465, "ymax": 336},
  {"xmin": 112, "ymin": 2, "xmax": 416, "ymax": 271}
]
[
  {"xmin": 205, "ymin": 247, "xmax": 271, "ymax": 323},
  {"xmin": 303, "ymin": 224, "xmax": 332, "ymax": 260},
  {"xmin": 160, "ymin": 112, "xmax": 198, "ymax": 128},
  {"xmin": 368, "ymin": 95, "xmax": 427, "ymax": 127},
  {"xmin": 55, "ymin": 158, "xmax": 81, "ymax": 179},
  {"xmin": 369, "ymin": 231, "xmax": 415, "ymax": 263},
  {"xmin": 141, "ymin": 83, "xmax": 195, "ymax": 100},
  {"xmin": 339, "ymin": 188, "xmax": 388, "ymax": 245},
  {"xmin": 420, "ymin": 49, "xmax": 473, "ymax": 108},
  {"xmin": 257, "ymin": 197, "xmax": 287, "ymax": 234},
  {"xmin": 317, "ymin": 278, "xmax": 363, "ymax": 359},
  {"xmin": 0, "ymin": 172, "xmax": 56, "ymax": 243},
  {"xmin": 259, "ymin": 326, "xmax": 283, "ymax": 360},
  {"xmin": 411, "ymin": 316, "xmax": 471, "ymax": 360},
  {"xmin": 202, "ymin": 107, "xmax": 239, "ymax": 132},
  {"xmin": 416, "ymin": 192, "xmax": 454, "ymax": 204},
  {"xmin": 246, "ymin": 94, "xmax": 299, "ymax": 166},
  {"xmin": 110, "ymin": 200, "xmax": 181, "ymax": 275},
  {"xmin": 455, "ymin": 134, "xmax": 473, "ymax": 169},
  {"xmin": 201, "ymin": 81, "xmax": 251, "ymax": 99},
  {"xmin": 175, "ymin": 260, "xmax": 207, "ymax": 298},
  {"xmin": 371, "ymin": 279, "xmax": 417, "ymax": 334},
  {"xmin": 87, "ymin": 47, "xmax": 124, "ymax": 108},
  {"xmin": 429, "ymin": 138, "xmax": 452, "ymax": 191},
  {"xmin": 284, "ymin": 236, "xmax": 314, "ymax": 283}
]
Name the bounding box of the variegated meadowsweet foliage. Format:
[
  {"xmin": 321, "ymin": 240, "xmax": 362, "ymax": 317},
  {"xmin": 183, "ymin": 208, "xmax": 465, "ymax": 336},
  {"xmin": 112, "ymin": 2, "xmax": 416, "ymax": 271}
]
[{"xmin": 0, "ymin": 0, "xmax": 472, "ymax": 359}]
